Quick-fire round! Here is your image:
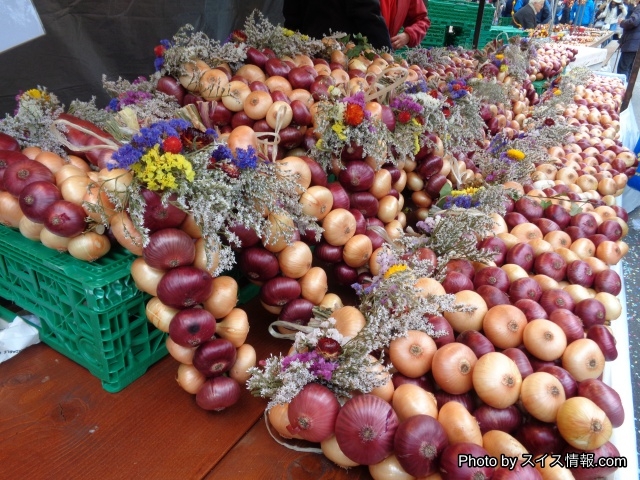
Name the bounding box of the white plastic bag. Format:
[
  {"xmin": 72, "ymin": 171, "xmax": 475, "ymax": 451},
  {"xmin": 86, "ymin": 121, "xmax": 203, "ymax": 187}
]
[{"xmin": 0, "ymin": 315, "xmax": 40, "ymax": 363}]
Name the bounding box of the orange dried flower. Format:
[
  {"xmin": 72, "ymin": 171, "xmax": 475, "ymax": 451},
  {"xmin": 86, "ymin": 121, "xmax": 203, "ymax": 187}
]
[{"xmin": 344, "ymin": 103, "xmax": 365, "ymax": 126}]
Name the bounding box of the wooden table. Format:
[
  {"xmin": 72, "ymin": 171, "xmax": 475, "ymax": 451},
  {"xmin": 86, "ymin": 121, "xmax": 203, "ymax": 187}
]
[{"xmin": 0, "ymin": 297, "xmax": 372, "ymax": 480}]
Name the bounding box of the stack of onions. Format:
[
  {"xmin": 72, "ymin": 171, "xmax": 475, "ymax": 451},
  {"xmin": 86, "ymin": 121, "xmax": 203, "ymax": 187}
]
[
  {"xmin": 131, "ymin": 221, "xmax": 257, "ymax": 411},
  {"xmin": 0, "ymin": 143, "xmax": 114, "ymax": 261}
]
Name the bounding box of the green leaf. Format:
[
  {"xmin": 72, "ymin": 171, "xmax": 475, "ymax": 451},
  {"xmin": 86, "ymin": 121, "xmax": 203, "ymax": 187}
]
[
  {"xmin": 539, "ymin": 200, "xmax": 552, "ymax": 210},
  {"xmin": 569, "ymin": 202, "xmax": 583, "ymax": 216},
  {"xmin": 439, "ymin": 183, "xmax": 452, "ymax": 198}
]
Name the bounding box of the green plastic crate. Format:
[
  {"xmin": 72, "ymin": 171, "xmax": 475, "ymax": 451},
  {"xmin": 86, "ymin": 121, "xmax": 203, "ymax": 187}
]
[{"xmin": 0, "ymin": 225, "xmax": 165, "ymax": 392}]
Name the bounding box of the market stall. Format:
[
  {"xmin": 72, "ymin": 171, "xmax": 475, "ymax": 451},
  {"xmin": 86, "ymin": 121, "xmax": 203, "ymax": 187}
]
[{"xmin": 1, "ymin": 5, "xmax": 639, "ymax": 479}]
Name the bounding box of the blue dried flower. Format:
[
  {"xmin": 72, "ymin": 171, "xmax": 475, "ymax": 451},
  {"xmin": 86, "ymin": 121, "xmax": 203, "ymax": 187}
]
[
  {"xmin": 107, "ymin": 98, "xmax": 120, "ymax": 112},
  {"xmin": 233, "ymin": 146, "xmax": 259, "ymax": 169},
  {"xmin": 211, "ymin": 144, "xmax": 233, "ymax": 162}
]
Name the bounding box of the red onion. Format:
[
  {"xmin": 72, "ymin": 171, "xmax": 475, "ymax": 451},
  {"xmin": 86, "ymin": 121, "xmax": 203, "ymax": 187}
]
[
  {"xmin": 227, "ymin": 221, "xmax": 261, "ymax": 249},
  {"xmin": 476, "ymin": 285, "xmax": 511, "ymax": 309},
  {"xmin": 288, "ymin": 383, "xmax": 340, "ymax": 443},
  {"xmin": 504, "ymin": 211, "xmax": 528, "ymax": 230},
  {"xmin": 365, "ymin": 217, "xmax": 385, "ymax": 250},
  {"xmin": 140, "ymin": 189, "xmax": 187, "ymax": 232},
  {"xmin": 43, "ymin": 200, "xmax": 87, "ymax": 237},
  {"xmin": 611, "ymin": 205, "xmax": 628, "ymax": 222},
  {"xmin": 192, "ymin": 337, "xmax": 237, "ymax": 377},
  {"xmin": 442, "ymin": 271, "xmax": 474, "ymax": 294},
  {"xmin": 335, "ymin": 394, "xmax": 398, "ymax": 465},
  {"xmin": 278, "ymin": 298, "xmax": 314, "ymax": 326},
  {"xmin": 588, "ymin": 233, "xmax": 609, "ymax": 248},
  {"xmin": 3, "ymin": 158, "xmax": 55, "ymax": 197},
  {"xmin": 514, "ymin": 196, "xmax": 543, "ymax": 221},
  {"xmin": 427, "ymin": 315, "xmax": 455, "ymax": 348},
  {"xmin": 259, "ymin": 276, "xmax": 301, "ymax": 307},
  {"xmin": 597, "ymin": 219, "xmax": 623, "ymax": 241},
  {"xmin": 439, "ymin": 442, "xmax": 495, "ymax": 479},
  {"xmin": 195, "ymin": 376, "xmax": 241, "ymax": 411},
  {"xmin": 238, "ymin": 246, "xmax": 280, "ymax": 282},
  {"xmin": 473, "ymin": 266, "xmax": 510, "ymax": 292},
  {"xmin": 570, "ymin": 212, "xmax": 598, "ymax": 236},
  {"xmin": 565, "ymin": 225, "xmax": 586, "ymax": 242},
  {"xmin": 433, "ymin": 391, "xmax": 476, "ymax": 413},
  {"xmin": 456, "ymin": 330, "xmax": 495, "ymax": 358},
  {"xmin": 549, "ymin": 309, "xmax": 584, "ymax": 344},
  {"xmin": 327, "ymin": 181, "xmax": 350, "ymax": 209},
  {"xmin": 586, "ymin": 324, "xmax": 618, "ymax": 361},
  {"xmin": 416, "ymin": 154, "xmax": 443, "ymax": 180},
  {"xmin": 502, "ymin": 347, "xmax": 533, "ymax": 379},
  {"xmin": 537, "ymin": 365, "xmax": 578, "ymax": 398},
  {"xmin": 349, "ymin": 191, "xmax": 379, "ymax": 218},
  {"xmin": 506, "ymin": 242, "xmax": 535, "ymax": 271},
  {"xmin": 349, "ymin": 208, "xmax": 367, "ymax": 235},
  {"xmin": 156, "ymin": 266, "xmax": 213, "ymax": 309},
  {"xmin": 392, "ymin": 372, "xmax": 435, "ymax": 392},
  {"xmin": 445, "ymin": 258, "xmax": 475, "ymax": 280},
  {"xmin": 593, "ymin": 268, "xmax": 622, "ymax": 295},
  {"xmin": 300, "ymin": 155, "xmax": 328, "ymax": 187},
  {"xmin": 424, "ymin": 173, "xmax": 447, "ymax": 198},
  {"xmin": 574, "ymin": 298, "xmax": 606, "ymax": 329},
  {"xmin": 333, "ymin": 261, "xmax": 359, "ymax": 287},
  {"xmin": 0, "ymin": 134, "xmax": 21, "ymax": 151},
  {"xmin": 514, "ymin": 298, "xmax": 548, "ymax": 321},
  {"xmin": 508, "ymin": 277, "xmax": 542, "ymax": 303},
  {"xmin": 533, "ymin": 217, "xmax": 561, "ymax": 235},
  {"xmin": 563, "ymin": 441, "xmax": 621, "ymax": 479},
  {"xmin": 474, "ymin": 404, "xmax": 522, "ymax": 434},
  {"xmin": 338, "ymin": 160, "xmax": 375, "ymax": 192},
  {"xmin": 169, "ymin": 308, "xmax": 216, "ymax": 347},
  {"xmin": 394, "ymin": 414, "xmax": 448, "ymax": 477},
  {"xmin": 578, "ymin": 378, "xmax": 624, "ymax": 428},
  {"xmin": 543, "ymin": 204, "xmax": 571, "ymax": 229},
  {"xmin": 540, "ymin": 288, "xmax": 575, "ymax": 315},
  {"xmin": 143, "ymin": 228, "xmax": 195, "ymax": 270},
  {"xmin": 534, "ymin": 252, "xmax": 567, "ymax": 282},
  {"xmin": 313, "ymin": 241, "xmax": 344, "ymax": 264},
  {"xmin": 0, "ymin": 150, "xmax": 29, "ymax": 190},
  {"xmin": 477, "ymin": 236, "xmax": 507, "ymax": 266},
  {"xmin": 566, "ymin": 259, "xmax": 595, "ymax": 288},
  {"xmin": 18, "ymin": 180, "xmax": 62, "ymax": 223},
  {"xmin": 493, "ymin": 464, "xmax": 542, "ymax": 479},
  {"xmin": 515, "ymin": 420, "xmax": 566, "ymax": 457}
]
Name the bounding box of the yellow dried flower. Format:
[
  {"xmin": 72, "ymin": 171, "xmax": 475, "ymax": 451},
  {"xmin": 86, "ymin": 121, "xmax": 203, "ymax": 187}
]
[
  {"xmin": 331, "ymin": 122, "xmax": 348, "ymax": 141},
  {"xmin": 131, "ymin": 145, "xmax": 195, "ymax": 191},
  {"xmin": 384, "ymin": 264, "xmax": 408, "ymax": 278},
  {"xmin": 494, "ymin": 54, "xmax": 504, "ymax": 60},
  {"xmin": 281, "ymin": 28, "xmax": 295, "ymax": 37},
  {"xmin": 506, "ymin": 149, "xmax": 526, "ymax": 161},
  {"xmin": 500, "ymin": 64, "xmax": 508, "ymax": 73},
  {"xmin": 553, "ymin": 89, "xmax": 562, "ymax": 96}
]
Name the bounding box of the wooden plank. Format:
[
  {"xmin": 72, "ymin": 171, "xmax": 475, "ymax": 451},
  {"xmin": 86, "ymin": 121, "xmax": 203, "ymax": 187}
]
[
  {"xmin": 206, "ymin": 416, "xmax": 372, "ymax": 480},
  {"xmin": 0, "ymin": 298, "xmax": 291, "ymax": 480}
]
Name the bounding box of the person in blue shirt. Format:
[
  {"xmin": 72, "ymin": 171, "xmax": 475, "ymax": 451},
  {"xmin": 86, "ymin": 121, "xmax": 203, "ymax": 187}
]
[
  {"xmin": 514, "ymin": 0, "xmax": 553, "ymax": 23},
  {"xmin": 571, "ymin": 0, "xmax": 596, "ymax": 25}
]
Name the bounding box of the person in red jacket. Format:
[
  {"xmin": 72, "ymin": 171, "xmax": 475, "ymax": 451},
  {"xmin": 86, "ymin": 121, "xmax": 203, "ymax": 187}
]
[{"xmin": 380, "ymin": 0, "xmax": 431, "ymax": 49}]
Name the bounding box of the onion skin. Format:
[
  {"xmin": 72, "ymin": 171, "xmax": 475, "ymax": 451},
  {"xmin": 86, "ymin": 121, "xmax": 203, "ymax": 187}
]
[
  {"xmin": 287, "ymin": 383, "xmax": 340, "ymax": 443},
  {"xmin": 586, "ymin": 324, "xmax": 618, "ymax": 361},
  {"xmin": 143, "ymin": 228, "xmax": 196, "ymax": 270},
  {"xmin": 516, "ymin": 420, "xmax": 567, "ymax": 457},
  {"xmin": 195, "ymin": 376, "xmax": 241, "ymax": 411},
  {"xmin": 562, "ymin": 441, "xmax": 621, "ymax": 479},
  {"xmin": 156, "ymin": 266, "xmax": 214, "ymax": 309},
  {"xmin": 556, "ymin": 396, "xmax": 612, "ymax": 450},
  {"xmin": 393, "ymin": 414, "xmax": 448, "ymax": 477},
  {"xmin": 3, "ymin": 158, "xmax": 55, "ymax": 197},
  {"xmin": 335, "ymin": 394, "xmax": 399, "ymax": 465}
]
